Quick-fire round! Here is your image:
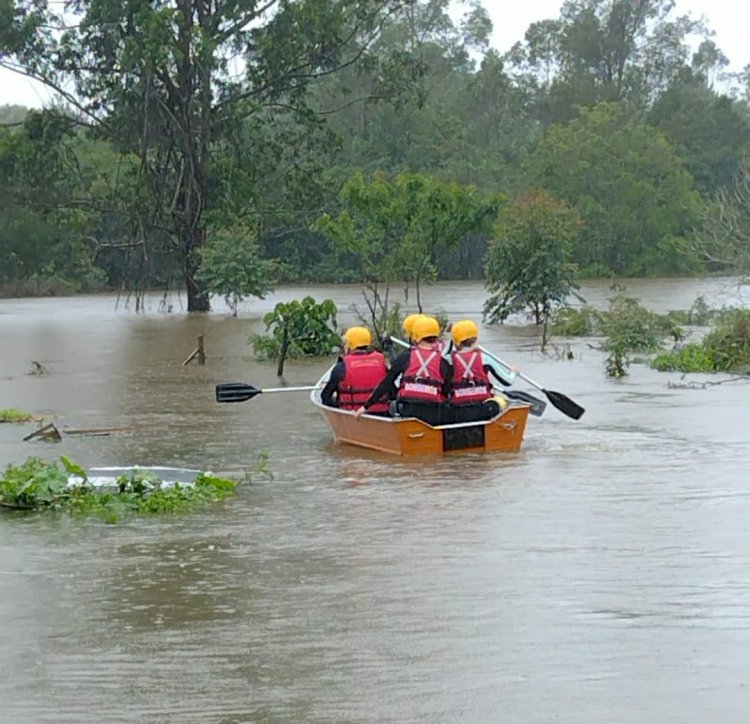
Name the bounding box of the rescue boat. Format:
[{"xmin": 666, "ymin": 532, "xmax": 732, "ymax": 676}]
[{"xmin": 310, "ymin": 387, "xmax": 530, "ymax": 456}]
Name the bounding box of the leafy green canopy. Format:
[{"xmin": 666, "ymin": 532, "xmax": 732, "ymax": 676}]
[
  {"xmin": 526, "ymin": 103, "xmax": 702, "ymax": 276},
  {"xmin": 197, "ymin": 225, "xmax": 276, "ymax": 317},
  {"xmin": 484, "ymin": 189, "xmax": 581, "ymax": 327},
  {"xmin": 0, "ymin": 0, "xmax": 413, "ymax": 309},
  {"xmin": 250, "ymin": 296, "xmax": 339, "ymax": 360},
  {"xmin": 314, "ymin": 171, "xmax": 498, "ymax": 307}
]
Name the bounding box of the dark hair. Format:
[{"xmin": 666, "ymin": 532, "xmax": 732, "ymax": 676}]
[{"xmin": 421, "ymin": 335, "xmax": 438, "ymax": 343}]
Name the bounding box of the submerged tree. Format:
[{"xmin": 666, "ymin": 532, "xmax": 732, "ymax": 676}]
[
  {"xmin": 484, "ymin": 189, "xmax": 582, "ymax": 348},
  {"xmin": 197, "ymin": 225, "xmax": 276, "ymax": 317}
]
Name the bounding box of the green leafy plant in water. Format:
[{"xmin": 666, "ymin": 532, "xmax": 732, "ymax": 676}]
[
  {"xmin": 0, "ymin": 457, "xmax": 239, "ymax": 521},
  {"xmin": 600, "ymin": 296, "xmax": 679, "ymax": 377},
  {"xmin": 0, "ymin": 457, "xmax": 70, "ymax": 508},
  {"xmin": 651, "ymin": 343, "xmax": 717, "ymax": 372},
  {"xmin": 551, "ymin": 306, "xmax": 600, "ymax": 336},
  {"xmin": 250, "ymin": 296, "xmax": 339, "ymax": 361}
]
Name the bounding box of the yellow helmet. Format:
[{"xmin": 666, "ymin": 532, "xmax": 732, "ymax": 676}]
[
  {"xmin": 343, "ymin": 326, "xmax": 371, "ymax": 351},
  {"xmin": 451, "ymin": 319, "xmax": 479, "ymax": 346},
  {"xmin": 402, "ymin": 313, "xmax": 425, "ymax": 341},
  {"xmin": 412, "ymin": 316, "xmax": 440, "ymax": 343}
]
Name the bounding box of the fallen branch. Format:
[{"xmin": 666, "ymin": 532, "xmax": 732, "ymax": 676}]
[
  {"xmin": 23, "ymin": 423, "xmax": 62, "ymax": 442},
  {"xmin": 667, "ymin": 375, "xmax": 750, "ymax": 389}
]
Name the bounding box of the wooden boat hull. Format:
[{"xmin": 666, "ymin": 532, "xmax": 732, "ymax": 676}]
[{"xmin": 311, "ymin": 391, "xmax": 530, "ymax": 456}]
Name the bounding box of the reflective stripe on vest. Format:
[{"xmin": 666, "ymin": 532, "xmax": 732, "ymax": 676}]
[
  {"xmin": 339, "ymin": 351, "xmax": 389, "ymax": 412},
  {"xmin": 449, "ymin": 348, "xmax": 492, "ymax": 404},
  {"xmin": 399, "ymin": 347, "xmax": 445, "ymax": 403}
]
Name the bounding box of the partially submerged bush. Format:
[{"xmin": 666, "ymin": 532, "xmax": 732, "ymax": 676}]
[
  {"xmin": 250, "ymin": 297, "xmax": 339, "ymax": 361},
  {"xmin": 551, "ymin": 306, "xmax": 600, "ymax": 336},
  {"xmin": 652, "ymin": 309, "xmax": 750, "ymax": 373},
  {"xmin": 600, "ymin": 296, "xmax": 679, "ymax": 377},
  {"xmin": 0, "ymin": 456, "xmax": 238, "ymax": 523}
]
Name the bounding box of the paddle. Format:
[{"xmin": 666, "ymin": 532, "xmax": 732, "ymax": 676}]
[
  {"xmin": 216, "ymin": 382, "xmax": 318, "ymax": 403},
  {"xmin": 503, "ymin": 390, "xmax": 547, "ymax": 418},
  {"xmin": 477, "ymin": 346, "xmax": 585, "ymax": 420}
]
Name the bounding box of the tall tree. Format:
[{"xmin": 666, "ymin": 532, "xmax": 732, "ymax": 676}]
[
  {"xmin": 505, "ymin": 0, "xmax": 709, "ymax": 124},
  {"xmin": 1, "ymin": 0, "xmax": 410, "ymax": 310},
  {"xmin": 526, "ymin": 102, "xmax": 701, "ymax": 275},
  {"xmin": 649, "ymin": 67, "xmax": 750, "ymax": 195}
]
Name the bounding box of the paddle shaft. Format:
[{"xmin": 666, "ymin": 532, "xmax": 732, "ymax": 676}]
[
  {"xmin": 478, "ymin": 345, "xmax": 584, "ymax": 420},
  {"xmin": 257, "ymin": 386, "xmax": 318, "ymax": 394},
  {"xmin": 216, "ymin": 382, "xmax": 319, "ymax": 403}
]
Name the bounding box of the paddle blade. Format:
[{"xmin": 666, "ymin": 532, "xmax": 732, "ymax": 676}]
[
  {"xmin": 543, "ymin": 389, "xmax": 585, "ymax": 420},
  {"xmin": 215, "ymin": 383, "xmax": 261, "ymax": 403},
  {"xmin": 504, "ymin": 390, "xmax": 547, "ymax": 417}
]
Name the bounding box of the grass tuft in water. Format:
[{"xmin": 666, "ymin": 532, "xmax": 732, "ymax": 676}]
[{"xmin": 0, "ymin": 408, "xmax": 38, "ymax": 423}]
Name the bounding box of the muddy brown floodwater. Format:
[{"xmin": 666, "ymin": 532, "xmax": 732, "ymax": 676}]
[{"xmin": 1, "ymin": 278, "xmax": 749, "ymax": 723}]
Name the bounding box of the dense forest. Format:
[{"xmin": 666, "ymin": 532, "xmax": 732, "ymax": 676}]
[{"xmin": 1, "ymin": 0, "xmax": 750, "ymax": 310}]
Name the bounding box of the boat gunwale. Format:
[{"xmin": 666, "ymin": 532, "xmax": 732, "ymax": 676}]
[{"xmin": 309, "ymin": 384, "xmax": 530, "ymax": 431}]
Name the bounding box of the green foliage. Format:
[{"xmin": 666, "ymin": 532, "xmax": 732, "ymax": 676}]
[
  {"xmin": 250, "ymin": 297, "xmax": 339, "ymax": 361},
  {"xmin": 197, "ymin": 225, "xmax": 276, "ymax": 317},
  {"xmin": 0, "ymin": 457, "xmax": 69, "ymax": 509},
  {"xmin": 2, "ymin": 0, "xmax": 750, "ymax": 293},
  {"xmin": 651, "ymin": 344, "xmax": 717, "ymax": 373},
  {"xmin": 600, "ymin": 296, "xmax": 676, "ymax": 377},
  {"xmin": 1, "ymin": 0, "xmax": 414, "ymax": 309},
  {"xmin": 526, "ymin": 103, "xmax": 702, "ymax": 276},
  {"xmin": 0, "ymin": 408, "xmax": 37, "ymax": 423},
  {"xmin": 314, "ymin": 171, "xmax": 498, "ymax": 312},
  {"xmin": 484, "ymin": 190, "xmax": 582, "ymax": 329},
  {"xmin": 653, "ymin": 309, "xmax": 750, "ymax": 373},
  {"xmin": 0, "ymin": 457, "xmax": 239, "ymax": 522},
  {"xmin": 551, "ymin": 306, "xmax": 599, "ymax": 336}
]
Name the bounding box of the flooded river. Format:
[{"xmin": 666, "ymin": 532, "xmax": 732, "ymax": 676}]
[{"xmin": 1, "ymin": 278, "xmax": 749, "ymax": 723}]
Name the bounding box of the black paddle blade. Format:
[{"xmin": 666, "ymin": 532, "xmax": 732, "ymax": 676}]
[
  {"xmin": 216, "ymin": 383, "xmax": 261, "ymax": 403},
  {"xmin": 543, "ymin": 389, "xmax": 585, "ymax": 420},
  {"xmin": 505, "ymin": 390, "xmax": 547, "ymax": 417}
]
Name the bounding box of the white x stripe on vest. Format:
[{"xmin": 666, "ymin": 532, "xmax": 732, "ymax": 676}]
[
  {"xmin": 455, "ymin": 351, "xmax": 479, "ymax": 380},
  {"xmin": 414, "ymin": 348, "xmax": 437, "ymax": 377}
]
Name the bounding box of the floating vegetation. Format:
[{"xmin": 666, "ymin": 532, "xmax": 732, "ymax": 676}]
[
  {"xmin": 0, "ymin": 407, "xmax": 39, "ymax": 423},
  {"xmin": 0, "ymin": 456, "xmax": 239, "ymax": 523}
]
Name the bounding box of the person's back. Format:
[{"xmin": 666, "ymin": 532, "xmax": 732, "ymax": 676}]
[
  {"xmin": 339, "ymin": 348, "xmax": 388, "ymax": 412},
  {"xmin": 446, "ymin": 320, "xmax": 502, "ymax": 424},
  {"xmin": 321, "ymin": 327, "xmax": 389, "ymax": 414},
  {"xmin": 355, "ymin": 316, "xmax": 451, "ymax": 425}
]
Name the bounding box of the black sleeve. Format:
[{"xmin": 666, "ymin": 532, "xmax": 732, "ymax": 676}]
[
  {"xmin": 440, "ymin": 357, "xmax": 453, "ymax": 400},
  {"xmin": 364, "ymin": 350, "xmax": 409, "ymax": 408},
  {"xmin": 379, "ymin": 335, "xmax": 399, "ymax": 365},
  {"xmin": 485, "ymin": 363, "xmax": 513, "ymax": 387},
  {"xmin": 321, "ymin": 360, "xmax": 345, "ymax": 406}
]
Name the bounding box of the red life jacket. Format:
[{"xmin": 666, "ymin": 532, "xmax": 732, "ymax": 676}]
[
  {"xmin": 398, "ymin": 346, "xmax": 446, "ymax": 403},
  {"xmin": 449, "ymin": 348, "xmax": 492, "ymax": 405},
  {"xmin": 339, "ymin": 350, "xmax": 389, "ymax": 412}
]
